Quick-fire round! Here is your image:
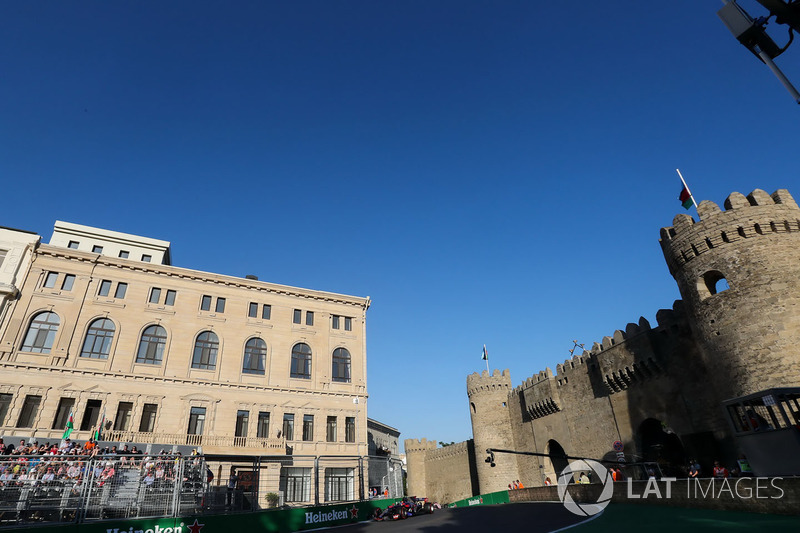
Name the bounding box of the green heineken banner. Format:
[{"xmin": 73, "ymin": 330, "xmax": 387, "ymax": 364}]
[{"xmin": 2, "ymin": 501, "xmax": 396, "ymax": 533}]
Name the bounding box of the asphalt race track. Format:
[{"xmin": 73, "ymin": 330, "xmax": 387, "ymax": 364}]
[{"xmin": 333, "ymin": 502, "xmax": 590, "ymax": 532}]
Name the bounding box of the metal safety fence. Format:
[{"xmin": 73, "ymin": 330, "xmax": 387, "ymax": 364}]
[{"xmin": 0, "ymin": 454, "xmax": 402, "ymax": 528}]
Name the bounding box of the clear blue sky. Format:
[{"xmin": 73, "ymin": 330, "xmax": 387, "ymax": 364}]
[{"xmin": 2, "ymin": 1, "xmax": 798, "ymax": 449}]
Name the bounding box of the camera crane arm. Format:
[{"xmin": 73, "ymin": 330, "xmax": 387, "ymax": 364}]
[{"xmin": 718, "ymin": 0, "xmax": 800, "ymax": 103}]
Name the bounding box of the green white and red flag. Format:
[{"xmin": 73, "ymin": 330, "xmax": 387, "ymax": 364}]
[
  {"xmin": 679, "ymin": 186, "xmax": 693, "ymax": 209},
  {"xmin": 62, "ymin": 410, "xmax": 74, "ymax": 440},
  {"xmin": 676, "ymin": 169, "xmax": 696, "ymax": 210},
  {"xmin": 94, "ymin": 408, "xmax": 106, "ymax": 441}
]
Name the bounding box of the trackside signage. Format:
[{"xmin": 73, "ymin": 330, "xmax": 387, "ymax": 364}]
[
  {"xmin": 3, "ymin": 502, "xmax": 386, "ymax": 533},
  {"xmin": 304, "ymin": 505, "xmax": 360, "ymax": 525},
  {"xmin": 106, "ymin": 520, "xmax": 203, "ymax": 533}
]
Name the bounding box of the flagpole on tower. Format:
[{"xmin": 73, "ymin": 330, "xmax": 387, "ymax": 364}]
[{"xmin": 482, "ymin": 344, "xmax": 489, "ymax": 373}]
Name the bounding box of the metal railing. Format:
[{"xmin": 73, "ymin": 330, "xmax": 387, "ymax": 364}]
[
  {"xmin": 0, "ymin": 454, "xmax": 402, "ymax": 528},
  {"xmin": 0, "ymin": 428, "xmax": 286, "ymax": 451},
  {"xmin": 101, "ymin": 430, "xmax": 285, "ymax": 450}
]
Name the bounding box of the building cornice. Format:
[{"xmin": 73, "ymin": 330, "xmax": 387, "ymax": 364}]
[{"xmin": 36, "ymin": 244, "xmax": 371, "ymax": 310}]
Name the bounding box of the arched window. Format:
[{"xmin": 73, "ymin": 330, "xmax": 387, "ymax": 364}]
[
  {"xmin": 290, "ymin": 343, "xmax": 312, "ymax": 379},
  {"xmin": 192, "ymin": 331, "xmax": 219, "ymax": 370},
  {"xmin": 243, "ymin": 338, "xmax": 267, "ymax": 375},
  {"xmin": 21, "ymin": 311, "xmax": 60, "ymax": 353},
  {"xmin": 136, "ymin": 325, "xmax": 167, "ymax": 365},
  {"xmin": 332, "ymin": 347, "xmax": 351, "ymax": 383},
  {"xmin": 80, "ymin": 318, "xmax": 115, "ymax": 359},
  {"xmin": 698, "ymin": 270, "xmax": 729, "ymax": 300}
]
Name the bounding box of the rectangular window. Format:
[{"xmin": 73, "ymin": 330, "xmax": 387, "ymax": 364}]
[
  {"xmin": 326, "ymin": 416, "xmax": 337, "ymax": 442},
  {"xmin": 188, "ymin": 406, "xmax": 206, "ymax": 435},
  {"xmin": 345, "ymin": 417, "xmax": 356, "ymax": 443},
  {"xmin": 139, "ymin": 404, "xmax": 158, "ymax": 432},
  {"xmin": 262, "ymin": 304, "xmax": 271, "ymax": 320},
  {"xmin": 80, "ymin": 399, "xmax": 102, "ymax": 431},
  {"xmin": 293, "ymin": 309, "xmax": 301, "ymax": 324},
  {"xmin": 306, "ymin": 311, "xmax": 314, "ymax": 326},
  {"xmin": 302, "ymin": 414, "xmax": 314, "ymax": 441},
  {"xmin": 149, "ymin": 287, "xmax": 161, "ymax": 304},
  {"xmin": 257, "ymin": 412, "xmax": 270, "ymax": 438},
  {"xmin": 141, "ymin": 254, "xmax": 152, "ymax": 262},
  {"xmin": 114, "ymin": 282, "xmax": 128, "ymax": 299},
  {"xmin": 236, "ymin": 410, "xmax": 249, "ymax": 438},
  {"xmin": 283, "ymin": 413, "xmax": 294, "ymax": 441},
  {"xmin": 215, "ymin": 297, "xmax": 226, "ymax": 313},
  {"xmin": 114, "ymin": 402, "xmax": 133, "ymax": 431},
  {"xmin": 16, "ymin": 395, "xmax": 42, "ymax": 428},
  {"xmin": 51, "ymin": 397, "xmax": 75, "ymax": 430},
  {"xmin": 98, "ymin": 279, "xmax": 112, "ymax": 297},
  {"xmin": 200, "ymin": 295, "xmax": 212, "ymax": 311},
  {"xmin": 67, "ymin": 241, "xmax": 79, "ymax": 249},
  {"xmin": 332, "ymin": 315, "xmax": 340, "ymax": 329},
  {"xmin": 0, "ymin": 250, "xmax": 6, "ymax": 268},
  {"xmin": 324, "ymin": 468, "xmax": 354, "ymax": 502},
  {"xmin": 165, "ymin": 289, "xmax": 176, "ymax": 306},
  {"xmin": 119, "ymin": 250, "xmax": 129, "ymax": 259},
  {"xmin": 92, "ymin": 245, "xmax": 104, "ymax": 254},
  {"xmin": 248, "ymin": 302, "xmax": 258, "ymax": 318},
  {"xmin": 280, "ymin": 467, "xmax": 311, "ymax": 502},
  {"xmin": 345, "ymin": 317, "xmax": 352, "ymax": 331},
  {"xmin": 61, "ymin": 274, "xmax": 75, "ymax": 291},
  {"xmin": 44, "ymin": 272, "xmax": 58, "ymax": 288},
  {"xmin": 0, "ymin": 394, "xmax": 12, "ymax": 426}
]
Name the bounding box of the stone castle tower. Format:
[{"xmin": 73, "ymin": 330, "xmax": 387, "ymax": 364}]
[
  {"xmin": 404, "ymin": 437, "xmax": 437, "ymax": 498},
  {"xmin": 659, "ymin": 188, "xmax": 800, "ymax": 400},
  {"xmin": 467, "ymin": 369, "xmax": 519, "ymax": 493}
]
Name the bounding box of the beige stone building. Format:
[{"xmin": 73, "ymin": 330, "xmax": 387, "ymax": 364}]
[{"xmin": 0, "ymin": 221, "xmax": 371, "ymax": 469}]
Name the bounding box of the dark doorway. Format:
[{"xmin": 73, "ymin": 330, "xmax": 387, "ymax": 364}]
[
  {"xmin": 547, "ymin": 439, "xmax": 569, "ymax": 475},
  {"xmin": 638, "ymin": 418, "xmax": 687, "ymax": 476}
]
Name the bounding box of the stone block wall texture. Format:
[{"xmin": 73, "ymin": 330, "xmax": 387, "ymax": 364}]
[
  {"xmin": 467, "ymin": 369, "xmax": 519, "ymax": 494},
  {"xmin": 407, "ymin": 188, "xmax": 800, "ymax": 500},
  {"xmin": 660, "ymin": 189, "xmax": 800, "ymax": 400},
  {"xmin": 403, "ymin": 438, "xmax": 437, "ymax": 499},
  {"xmin": 420, "ymin": 440, "xmax": 476, "ymax": 504}
]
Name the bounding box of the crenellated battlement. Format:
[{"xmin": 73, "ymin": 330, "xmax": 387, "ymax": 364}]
[
  {"xmin": 467, "ymin": 369, "xmax": 512, "ymax": 397},
  {"xmin": 514, "ymin": 302, "xmax": 689, "ymax": 405},
  {"xmin": 427, "ymin": 440, "xmax": 472, "ymax": 461},
  {"xmin": 404, "ymin": 438, "xmax": 438, "ymax": 454},
  {"xmin": 512, "ymin": 367, "xmax": 562, "ymax": 419},
  {"xmin": 659, "ymin": 189, "xmax": 800, "ymax": 275}
]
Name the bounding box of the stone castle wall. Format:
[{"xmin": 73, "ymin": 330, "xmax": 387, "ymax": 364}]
[
  {"xmin": 408, "ymin": 188, "xmax": 800, "ymax": 499},
  {"xmin": 421, "ymin": 440, "xmax": 476, "ymax": 504}
]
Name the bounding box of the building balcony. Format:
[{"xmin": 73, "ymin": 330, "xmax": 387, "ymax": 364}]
[{"xmin": 4, "ymin": 427, "xmax": 286, "ymax": 454}]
